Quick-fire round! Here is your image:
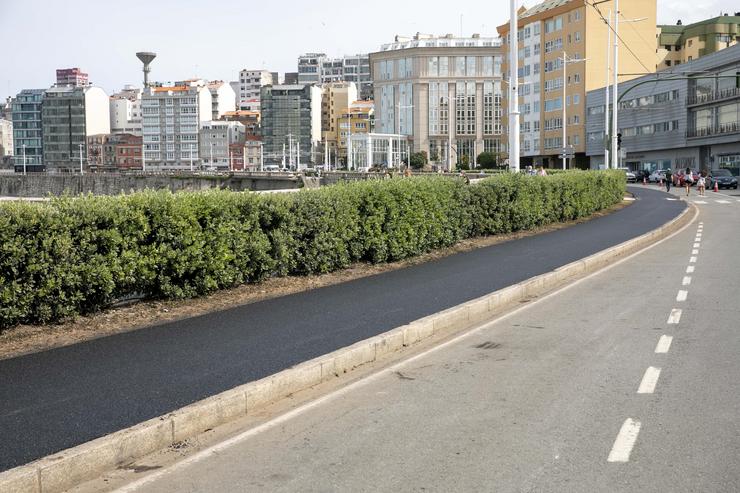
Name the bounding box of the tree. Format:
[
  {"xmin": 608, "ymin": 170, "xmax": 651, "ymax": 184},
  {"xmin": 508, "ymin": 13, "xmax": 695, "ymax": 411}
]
[
  {"xmin": 458, "ymin": 154, "xmax": 470, "ymax": 170},
  {"xmin": 409, "ymin": 151, "xmax": 428, "ymax": 170},
  {"xmin": 476, "ymin": 152, "xmax": 501, "ymax": 169}
]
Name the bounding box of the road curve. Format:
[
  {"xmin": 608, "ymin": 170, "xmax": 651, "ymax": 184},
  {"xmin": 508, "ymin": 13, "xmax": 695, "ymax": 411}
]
[{"xmin": 0, "ymin": 186, "xmax": 684, "ymax": 472}]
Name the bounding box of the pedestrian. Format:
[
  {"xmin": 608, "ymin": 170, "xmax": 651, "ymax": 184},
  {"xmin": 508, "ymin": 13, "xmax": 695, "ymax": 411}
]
[
  {"xmin": 537, "ymin": 166, "xmax": 547, "ymax": 176},
  {"xmin": 697, "ymin": 171, "xmax": 706, "ymax": 196},
  {"xmin": 684, "ymin": 167, "xmax": 694, "ymax": 196},
  {"xmin": 664, "ymin": 169, "xmax": 672, "ymax": 193}
]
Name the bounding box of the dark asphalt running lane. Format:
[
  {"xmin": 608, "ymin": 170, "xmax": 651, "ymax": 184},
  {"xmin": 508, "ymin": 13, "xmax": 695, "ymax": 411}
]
[{"xmin": 0, "ymin": 186, "xmax": 684, "ymax": 472}]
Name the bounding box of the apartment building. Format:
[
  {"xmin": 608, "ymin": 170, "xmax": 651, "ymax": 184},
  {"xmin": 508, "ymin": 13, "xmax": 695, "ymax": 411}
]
[
  {"xmin": 199, "ymin": 120, "xmax": 246, "ymax": 170},
  {"xmin": 109, "ymin": 86, "xmax": 142, "ymax": 135},
  {"xmin": 41, "ymin": 86, "xmax": 110, "ymax": 171},
  {"xmin": 0, "ymin": 119, "xmax": 13, "ymax": 159},
  {"xmin": 56, "ymin": 68, "xmax": 89, "ymax": 87},
  {"xmin": 207, "ymin": 81, "xmax": 236, "ymax": 120},
  {"xmin": 586, "ymin": 43, "xmax": 740, "ymax": 174},
  {"xmin": 107, "ymin": 133, "xmax": 143, "ymax": 170},
  {"xmin": 221, "ymin": 110, "xmax": 261, "ymax": 137},
  {"xmin": 498, "ymin": 0, "xmax": 657, "ymax": 168},
  {"xmin": 369, "ymin": 33, "xmax": 505, "ymax": 170},
  {"xmin": 141, "ymin": 80, "xmax": 212, "ymax": 170},
  {"xmin": 658, "ymin": 14, "xmax": 740, "ymax": 70},
  {"xmin": 297, "ymin": 53, "xmax": 373, "ymax": 99},
  {"xmin": 11, "ymin": 89, "xmax": 45, "ymax": 169},
  {"xmin": 86, "ymin": 134, "xmax": 111, "ymax": 170},
  {"xmin": 336, "ymin": 100, "xmax": 374, "ymax": 164},
  {"xmin": 260, "ymin": 84, "xmax": 322, "ymax": 168},
  {"xmin": 321, "ymin": 82, "xmax": 358, "ymax": 162},
  {"xmin": 236, "ymin": 70, "xmax": 276, "ymax": 109}
]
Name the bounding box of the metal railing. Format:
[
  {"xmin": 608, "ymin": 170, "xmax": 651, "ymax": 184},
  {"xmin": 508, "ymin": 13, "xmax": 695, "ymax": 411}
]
[
  {"xmin": 686, "ymin": 121, "xmax": 740, "ymax": 138},
  {"xmin": 687, "ymin": 87, "xmax": 740, "ymax": 106}
]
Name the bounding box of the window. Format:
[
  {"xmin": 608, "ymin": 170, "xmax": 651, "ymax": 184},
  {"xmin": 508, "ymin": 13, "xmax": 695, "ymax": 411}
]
[
  {"xmin": 456, "ymin": 57, "xmax": 466, "ymax": 76},
  {"xmin": 533, "ymin": 43, "xmax": 541, "ymax": 56},
  {"xmin": 466, "ymin": 56, "xmax": 476, "ymax": 76},
  {"xmin": 534, "ymin": 23, "xmax": 541, "ymax": 36},
  {"xmin": 428, "ymin": 56, "xmax": 439, "ymax": 77},
  {"xmin": 440, "ymin": 57, "xmax": 449, "ymax": 76},
  {"xmin": 483, "ymin": 56, "xmax": 494, "ymax": 76},
  {"xmin": 575, "ymin": 31, "xmax": 581, "ymax": 42},
  {"xmin": 573, "ymin": 94, "xmax": 580, "ymax": 105},
  {"xmin": 573, "ymin": 9, "xmax": 581, "ymax": 21},
  {"xmin": 544, "ymin": 97, "xmax": 562, "ymax": 112}
]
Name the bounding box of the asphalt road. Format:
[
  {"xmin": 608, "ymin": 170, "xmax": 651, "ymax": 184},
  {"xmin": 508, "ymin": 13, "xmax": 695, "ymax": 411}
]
[
  {"xmin": 119, "ymin": 188, "xmax": 740, "ymax": 493},
  {"xmin": 0, "ymin": 186, "xmax": 684, "ymax": 472}
]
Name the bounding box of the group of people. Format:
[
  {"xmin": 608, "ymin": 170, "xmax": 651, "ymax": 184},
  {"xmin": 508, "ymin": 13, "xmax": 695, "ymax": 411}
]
[
  {"xmin": 663, "ymin": 168, "xmax": 708, "ymax": 197},
  {"xmin": 525, "ymin": 166, "xmax": 548, "ymax": 176}
]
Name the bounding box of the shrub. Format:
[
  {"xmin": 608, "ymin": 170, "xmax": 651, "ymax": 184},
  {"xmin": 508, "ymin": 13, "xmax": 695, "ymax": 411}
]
[{"xmin": 0, "ymin": 171, "xmax": 624, "ymax": 329}]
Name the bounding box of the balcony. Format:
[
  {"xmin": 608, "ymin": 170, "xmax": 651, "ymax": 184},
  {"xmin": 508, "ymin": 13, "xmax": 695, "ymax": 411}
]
[
  {"xmin": 686, "ymin": 121, "xmax": 740, "ymax": 138},
  {"xmin": 687, "ymin": 87, "xmax": 740, "ymax": 106}
]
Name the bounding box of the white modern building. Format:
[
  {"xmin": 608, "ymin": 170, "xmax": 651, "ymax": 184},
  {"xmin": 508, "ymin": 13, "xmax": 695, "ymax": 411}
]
[
  {"xmin": 42, "ymin": 86, "xmax": 110, "ymax": 171},
  {"xmin": 141, "ymin": 80, "xmax": 212, "ymax": 170},
  {"xmin": 109, "ymin": 86, "xmax": 142, "ymax": 135},
  {"xmin": 236, "ymin": 70, "xmax": 276, "ymax": 110},
  {"xmin": 208, "ymin": 81, "xmax": 236, "ymax": 120},
  {"xmin": 199, "ymin": 120, "xmax": 246, "ymax": 170}
]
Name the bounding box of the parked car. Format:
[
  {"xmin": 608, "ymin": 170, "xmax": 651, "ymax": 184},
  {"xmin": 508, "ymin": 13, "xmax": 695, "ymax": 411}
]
[
  {"xmin": 649, "ymin": 170, "xmax": 666, "ymax": 183},
  {"xmin": 707, "ymin": 168, "xmax": 738, "ymax": 190},
  {"xmin": 617, "ymin": 167, "xmax": 637, "ymax": 183},
  {"xmin": 634, "ymin": 169, "xmax": 650, "ymax": 182}
]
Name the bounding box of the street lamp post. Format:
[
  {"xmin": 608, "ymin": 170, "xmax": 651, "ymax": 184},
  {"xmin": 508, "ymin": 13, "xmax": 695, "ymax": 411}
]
[
  {"xmin": 22, "ymin": 144, "xmax": 26, "ymax": 176},
  {"xmin": 604, "ymin": 9, "xmax": 612, "ymax": 169},
  {"xmin": 561, "ymin": 52, "xmax": 586, "ymax": 169},
  {"xmin": 396, "ymin": 103, "xmax": 413, "ymax": 170},
  {"xmin": 611, "ymin": 0, "xmax": 620, "ymax": 169},
  {"xmin": 78, "ymin": 143, "xmax": 84, "ymax": 175},
  {"xmin": 509, "ymin": 0, "xmax": 520, "ymax": 173}
]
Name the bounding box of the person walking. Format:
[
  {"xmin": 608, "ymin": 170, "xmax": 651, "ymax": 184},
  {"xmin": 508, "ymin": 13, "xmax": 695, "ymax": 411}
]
[
  {"xmin": 664, "ymin": 169, "xmax": 672, "ymax": 192},
  {"xmin": 697, "ymin": 171, "xmax": 706, "ymax": 196},
  {"xmin": 684, "ymin": 167, "xmax": 694, "ymax": 197}
]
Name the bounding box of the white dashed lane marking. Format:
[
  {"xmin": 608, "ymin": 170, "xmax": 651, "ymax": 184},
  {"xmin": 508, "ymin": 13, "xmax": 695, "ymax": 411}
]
[
  {"xmin": 693, "ymin": 243, "xmax": 701, "ymax": 248},
  {"xmin": 668, "ymin": 309, "xmax": 683, "ymax": 324},
  {"xmin": 686, "ymin": 266, "xmax": 695, "ymax": 274},
  {"xmin": 683, "ymin": 277, "xmax": 692, "ymax": 286},
  {"xmin": 690, "ymin": 257, "xmax": 698, "ymax": 263},
  {"xmin": 716, "ymin": 200, "xmax": 731, "ymax": 204},
  {"xmin": 637, "ymin": 367, "xmax": 662, "ymax": 394},
  {"xmin": 608, "ymin": 419, "xmax": 642, "ymax": 463},
  {"xmin": 677, "ymin": 290, "xmax": 688, "ymax": 302},
  {"xmin": 655, "ymin": 335, "xmax": 673, "ymax": 354}
]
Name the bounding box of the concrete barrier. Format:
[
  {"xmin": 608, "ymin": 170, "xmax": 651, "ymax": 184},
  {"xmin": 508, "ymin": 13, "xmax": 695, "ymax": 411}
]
[{"xmin": 0, "ymin": 202, "xmax": 695, "ymax": 493}]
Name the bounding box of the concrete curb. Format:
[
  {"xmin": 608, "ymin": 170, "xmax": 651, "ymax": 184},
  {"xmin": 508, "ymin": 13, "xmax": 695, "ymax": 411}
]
[{"xmin": 0, "ymin": 202, "xmax": 695, "ymax": 493}]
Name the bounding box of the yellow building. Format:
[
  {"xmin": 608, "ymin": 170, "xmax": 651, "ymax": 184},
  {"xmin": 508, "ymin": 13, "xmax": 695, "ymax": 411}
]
[
  {"xmin": 498, "ymin": 0, "xmax": 657, "ymax": 168},
  {"xmin": 336, "ymin": 100, "xmax": 374, "ymax": 164},
  {"xmin": 321, "ymin": 82, "xmax": 358, "ymax": 163},
  {"xmin": 658, "ymin": 15, "xmax": 740, "ymax": 70}
]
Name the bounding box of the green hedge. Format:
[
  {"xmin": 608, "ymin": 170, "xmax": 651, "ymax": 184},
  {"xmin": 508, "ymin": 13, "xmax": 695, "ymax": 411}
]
[{"xmin": 0, "ymin": 171, "xmax": 624, "ymax": 329}]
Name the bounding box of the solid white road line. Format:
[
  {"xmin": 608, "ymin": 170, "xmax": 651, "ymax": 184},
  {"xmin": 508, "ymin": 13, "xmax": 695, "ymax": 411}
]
[
  {"xmin": 686, "ymin": 266, "xmax": 695, "ymax": 274},
  {"xmin": 716, "ymin": 200, "xmax": 731, "ymax": 204},
  {"xmin": 677, "ymin": 290, "xmax": 688, "ymax": 302},
  {"xmin": 655, "ymin": 335, "xmax": 674, "ymax": 354},
  {"xmin": 694, "ymin": 201, "xmax": 708, "ymax": 204},
  {"xmin": 690, "ymin": 257, "xmax": 697, "ymax": 263},
  {"xmin": 638, "ymin": 367, "xmax": 662, "ymax": 394},
  {"xmin": 668, "ymin": 309, "xmax": 683, "ymax": 324},
  {"xmin": 608, "ymin": 419, "xmax": 642, "ymax": 463},
  {"xmin": 683, "ymin": 277, "xmax": 692, "ymax": 286}
]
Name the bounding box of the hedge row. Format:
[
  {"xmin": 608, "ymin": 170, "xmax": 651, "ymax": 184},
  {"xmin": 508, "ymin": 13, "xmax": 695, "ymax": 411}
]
[{"xmin": 0, "ymin": 171, "xmax": 625, "ymax": 329}]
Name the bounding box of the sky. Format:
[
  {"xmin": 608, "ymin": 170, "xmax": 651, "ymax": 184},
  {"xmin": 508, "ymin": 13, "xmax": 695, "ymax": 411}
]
[{"xmin": 0, "ymin": 0, "xmax": 736, "ymax": 101}]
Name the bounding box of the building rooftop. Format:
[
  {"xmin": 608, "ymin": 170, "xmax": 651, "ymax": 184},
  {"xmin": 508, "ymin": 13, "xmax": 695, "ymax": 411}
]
[
  {"xmin": 151, "ymin": 86, "xmax": 190, "ymax": 93},
  {"xmin": 520, "ymin": 0, "xmax": 574, "ymax": 19},
  {"xmin": 379, "ymin": 33, "xmax": 501, "ymax": 52}
]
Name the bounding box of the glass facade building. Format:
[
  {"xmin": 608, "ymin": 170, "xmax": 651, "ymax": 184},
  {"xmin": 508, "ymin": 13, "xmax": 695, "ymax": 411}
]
[{"xmin": 12, "ymin": 89, "xmax": 45, "ymax": 168}]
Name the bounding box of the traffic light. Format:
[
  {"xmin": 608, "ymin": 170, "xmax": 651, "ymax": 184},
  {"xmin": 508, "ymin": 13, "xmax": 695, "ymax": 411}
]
[{"xmin": 617, "ymin": 133, "xmax": 623, "ymax": 150}]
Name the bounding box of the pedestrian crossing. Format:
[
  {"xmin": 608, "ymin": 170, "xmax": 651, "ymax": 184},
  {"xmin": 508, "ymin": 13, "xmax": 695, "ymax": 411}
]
[{"xmin": 664, "ymin": 197, "xmax": 740, "ymax": 205}]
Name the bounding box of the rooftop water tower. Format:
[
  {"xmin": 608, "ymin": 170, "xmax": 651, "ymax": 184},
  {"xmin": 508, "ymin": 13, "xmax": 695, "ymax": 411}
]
[{"xmin": 136, "ymin": 52, "xmax": 157, "ymax": 88}]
